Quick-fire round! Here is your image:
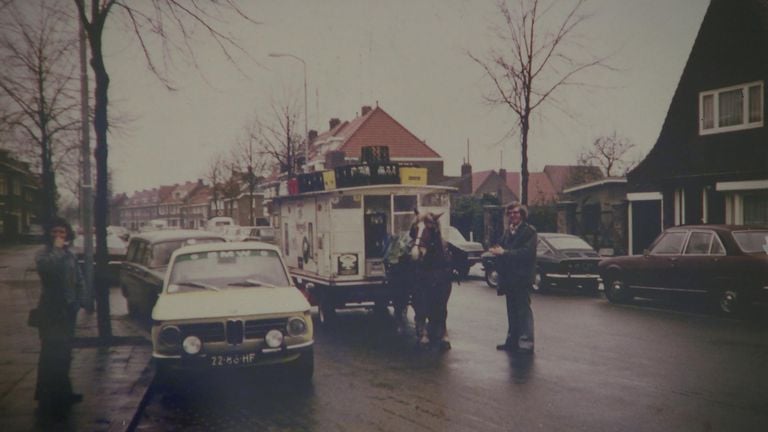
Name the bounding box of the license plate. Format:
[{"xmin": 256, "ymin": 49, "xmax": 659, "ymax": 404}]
[{"xmin": 209, "ymin": 352, "xmax": 258, "ymax": 367}]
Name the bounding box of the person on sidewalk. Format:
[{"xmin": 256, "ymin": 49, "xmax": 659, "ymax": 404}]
[
  {"xmin": 488, "ymin": 203, "xmax": 537, "ymax": 355},
  {"xmin": 33, "ymin": 216, "xmax": 86, "ymax": 416}
]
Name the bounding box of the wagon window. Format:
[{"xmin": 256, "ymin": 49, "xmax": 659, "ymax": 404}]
[
  {"xmin": 394, "ymin": 195, "xmax": 417, "ymax": 212},
  {"xmin": 331, "ymin": 195, "xmax": 361, "ymax": 209},
  {"xmin": 421, "ymin": 192, "xmax": 448, "ymax": 207},
  {"xmin": 650, "ymin": 231, "xmax": 687, "ymax": 255}
]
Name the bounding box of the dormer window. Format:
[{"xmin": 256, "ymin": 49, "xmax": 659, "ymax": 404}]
[{"xmin": 699, "ymin": 81, "xmax": 763, "ymax": 135}]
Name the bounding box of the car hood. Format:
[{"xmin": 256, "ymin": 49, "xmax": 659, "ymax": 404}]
[
  {"xmin": 449, "ymin": 240, "xmax": 485, "ymax": 253},
  {"xmin": 152, "ymin": 287, "xmax": 310, "ymax": 321}
]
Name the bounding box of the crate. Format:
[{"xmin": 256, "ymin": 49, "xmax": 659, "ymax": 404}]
[
  {"xmin": 287, "ymin": 178, "xmax": 299, "ymax": 195},
  {"xmin": 360, "ymin": 146, "xmax": 390, "ymax": 164},
  {"xmin": 399, "ymin": 167, "xmax": 427, "ymax": 185},
  {"xmin": 334, "ymin": 164, "xmax": 371, "ymax": 188},
  {"xmin": 322, "ymin": 170, "xmax": 337, "ymax": 190},
  {"xmin": 298, "ymin": 172, "xmax": 325, "ymax": 193},
  {"xmin": 369, "ymin": 163, "xmax": 400, "ymax": 185}
]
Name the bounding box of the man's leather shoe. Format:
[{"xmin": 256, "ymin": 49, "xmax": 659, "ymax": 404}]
[
  {"xmin": 515, "ymin": 348, "xmax": 534, "ymax": 356},
  {"xmin": 496, "ymin": 343, "xmax": 513, "ymax": 351}
]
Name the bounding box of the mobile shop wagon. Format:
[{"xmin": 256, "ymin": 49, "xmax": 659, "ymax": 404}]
[{"xmin": 271, "ymin": 168, "xmax": 455, "ymax": 321}]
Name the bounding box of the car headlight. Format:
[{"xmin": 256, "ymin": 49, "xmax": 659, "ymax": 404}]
[
  {"xmin": 265, "ymin": 329, "xmax": 284, "ymax": 348},
  {"xmin": 182, "ymin": 335, "xmax": 202, "ymax": 355},
  {"xmin": 287, "ymin": 317, "xmax": 307, "ymax": 336},
  {"xmin": 159, "ymin": 326, "xmax": 181, "ymax": 347}
]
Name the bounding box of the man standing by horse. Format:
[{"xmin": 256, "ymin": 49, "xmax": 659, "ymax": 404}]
[{"xmin": 489, "ymin": 203, "xmax": 537, "ymax": 355}]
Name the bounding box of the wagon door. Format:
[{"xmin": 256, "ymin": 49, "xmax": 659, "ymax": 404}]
[
  {"xmin": 363, "ymin": 195, "xmax": 391, "ymax": 278},
  {"xmin": 315, "ymin": 197, "xmax": 332, "ymax": 277}
]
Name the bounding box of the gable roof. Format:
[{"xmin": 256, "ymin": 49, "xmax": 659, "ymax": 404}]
[
  {"xmin": 628, "ymin": 0, "xmax": 768, "ymax": 191},
  {"xmin": 309, "ymin": 105, "xmax": 442, "ymax": 164},
  {"xmin": 471, "ymin": 165, "xmax": 594, "ymax": 206}
]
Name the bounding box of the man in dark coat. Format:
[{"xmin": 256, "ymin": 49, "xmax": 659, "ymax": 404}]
[
  {"xmin": 34, "ymin": 217, "xmax": 86, "ymax": 416},
  {"xmin": 488, "ymin": 203, "xmax": 537, "ymax": 354}
]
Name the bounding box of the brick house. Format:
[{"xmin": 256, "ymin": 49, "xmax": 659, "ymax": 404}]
[
  {"xmin": 307, "ymin": 104, "xmax": 445, "ymax": 182},
  {"xmin": 0, "ymin": 149, "xmax": 40, "ymax": 241}
]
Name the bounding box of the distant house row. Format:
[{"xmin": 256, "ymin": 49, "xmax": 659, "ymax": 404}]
[
  {"xmin": 110, "ymin": 103, "xmax": 594, "ymax": 234},
  {"xmin": 0, "ymin": 149, "xmax": 40, "ymax": 242}
]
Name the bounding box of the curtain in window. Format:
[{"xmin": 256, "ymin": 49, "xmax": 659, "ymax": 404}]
[
  {"xmin": 701, "ymin": 94, "xmax": 714, "ymax": 129},
  {"xmin": 743, "ymin": 191, "xmax": 768, "ymax": 225},
  {"xmin": 719, "ymin": 88, "xmax": 744, "ymax": 127},
  {"xmin": 748, "ymin": 85, "xmax": 763, "ymax": 123}
]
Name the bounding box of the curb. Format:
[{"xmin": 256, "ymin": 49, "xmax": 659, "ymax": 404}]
[{"xmin": 125, "ymin": 360, "xmax": 156, "ymax": 432}]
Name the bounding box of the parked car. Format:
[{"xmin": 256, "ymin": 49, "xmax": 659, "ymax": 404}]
[
  {"xmin": 151, "ymin": 241, "xmax": 313, "ymax": 383},
  {"xmin": 71, "ymin": 233, "xmax": 128, "ymax": 283},
  {"xmin": 599, "ymin": 225, "xmax": 768, "ymax": 315},
  {"xmin": 107, "ymin": 225, "xmax": 131, "ymax": 241},
  {"xmin": 23, "ymin": 224, "xmax": 45, "ymax": 243},
  {"xmin": 120, "ymin": 230, "xmax": 226, "ymax": 318},
  {"xmin": 445, "ymin": 226, "xmax": 484, "ymax": 278},
  {"xmin": 482, "ymin": 233, "xmax": 602, "ymax": 294},
  {"xmin": 243, "ymin": 226, "xmax": 277, "ymax": 244}
]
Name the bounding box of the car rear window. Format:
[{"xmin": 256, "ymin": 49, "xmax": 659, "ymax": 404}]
[
  {"xmin": 732, "ymin": 230, "xmax": 768, "ymax": 253},
  {"xmin": 149, "ymin": 238, "xmax": 223, "ymax": 268}
]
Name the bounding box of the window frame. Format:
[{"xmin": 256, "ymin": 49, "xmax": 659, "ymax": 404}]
[{"xmin": 699, "ymin": 81, "xmax": 764, "ymax": 135}]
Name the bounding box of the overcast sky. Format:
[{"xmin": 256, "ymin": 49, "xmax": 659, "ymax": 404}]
[{"xmin": 101, "ymin": 0, "xmax": 710, "ymax": 195}]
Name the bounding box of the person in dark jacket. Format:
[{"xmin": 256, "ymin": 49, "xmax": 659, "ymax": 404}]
[
  {"xmin": 34, "ymin": 217, "xmax": 85, "ymax": 416},
  {"xmin": 488, "ymin": 203, "xmax": 537, "ymax": 354}
]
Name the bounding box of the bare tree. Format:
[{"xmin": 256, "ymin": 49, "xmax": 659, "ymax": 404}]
[
  {"xmin": 0, "ymin": 1, "xmax": 80, "ymax": 223},
  {"xmin": 579, "ymin": 131, "xmax": 637, "ymax": 177},
  {"xmin": 469, "ymin": 0, "xmax": 609, "ymax": 205},
  {"xmin": 72, "ymin": 0, "xmax": 256, "ymax": 339},
  {"xmin": 248, "ymin": 96, "xmax": 304, "ymax": 178}
]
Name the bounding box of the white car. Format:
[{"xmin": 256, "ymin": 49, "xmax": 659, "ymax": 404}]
[{"xmin": 151, "ymin": 241, "xmax": 314, "ymax": 382}]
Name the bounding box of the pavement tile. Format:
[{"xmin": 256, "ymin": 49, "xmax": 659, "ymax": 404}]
[{"xmin": 0, "ymin": 244, "xmax": 154, "ymax": 432}]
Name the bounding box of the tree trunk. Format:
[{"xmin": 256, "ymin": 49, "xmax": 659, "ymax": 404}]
[
  {"xmin": 88, "ymin": 24, "xmax": 112, "ymax": 340},
  {"xmin": 520, "ymin": 115, "xmax": 530, "ymax": 206}
]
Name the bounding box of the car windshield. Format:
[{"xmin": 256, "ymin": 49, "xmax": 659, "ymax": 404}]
[
  {"xmin": 546, "ymin": 236, "xmax": 593, "ymax": 251},
  {"xmin": 167, "ymin": 249, "xmax": 290, "ymax": 293},
  {"xmin": 732, "ymin": 230, "xmax": 768, "ymax": 253}
]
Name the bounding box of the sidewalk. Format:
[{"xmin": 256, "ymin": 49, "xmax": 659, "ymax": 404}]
[{"xmin": 0, "ymin": 244, "xmax": 154, "ymax": 432}]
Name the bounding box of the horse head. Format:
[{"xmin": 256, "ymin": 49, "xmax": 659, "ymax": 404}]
[{"xmin": 409, "ymin": 210, "xmax": 444, "ymax": 263}]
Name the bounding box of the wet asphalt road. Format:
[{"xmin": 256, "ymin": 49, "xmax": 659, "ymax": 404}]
[{"xmin": 134, "ymin": 273, "xmax": 768, "ymax": 432}]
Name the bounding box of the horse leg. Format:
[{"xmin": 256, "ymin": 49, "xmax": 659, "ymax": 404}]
[
  {"xmin": 411, "ymin": 287, "xmax": 429, "ymax": 346},
  {"xmin": 431, "ymin": 276, "xmax": 453, "ymax": 350}
]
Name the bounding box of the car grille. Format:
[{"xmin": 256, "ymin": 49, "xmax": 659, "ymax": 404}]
[
  {"xmin": 244, "ymin": 318, "xmax": 288, "ymax": 339},
  {"xmin": 179, "ymin": 322, "xmax": 225, "ymax": 342},
  {"xmin": 565, "ymin": 260, "xmax": 599, "ymax": 273},
  {"xmin": 178, "ymin": 318, "xmax": 289, "ymax": 345}
]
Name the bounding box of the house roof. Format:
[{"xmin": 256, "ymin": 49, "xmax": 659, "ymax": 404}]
[
  {"xmin": 628, "ymin": 0, "xmax": 768, "ymax": 191},
  {"xmin": 471, "ymin": 165, "xmax": 595, "ymax": 206},
  {"xmin": 309, "ymin": 105, "xmax": 442, "ymax": 164}
]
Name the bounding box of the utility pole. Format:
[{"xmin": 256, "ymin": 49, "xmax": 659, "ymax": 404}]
[{"xmin": 79, "ymin": 15, "xmax": 94, "ymax": 312}]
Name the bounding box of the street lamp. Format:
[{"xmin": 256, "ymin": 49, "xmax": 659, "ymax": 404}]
[{"xmin": 269, "ymin": 52, "xmax": 308, "ymax": 172}]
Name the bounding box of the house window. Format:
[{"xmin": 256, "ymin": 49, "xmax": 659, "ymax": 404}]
[
  {"xmin": 0, "ymin": 176, "xmax": 7, "ymax": 195},
  {"xmin": 700, "ymin": 81, "xmax": 763, "ymax": 135}
]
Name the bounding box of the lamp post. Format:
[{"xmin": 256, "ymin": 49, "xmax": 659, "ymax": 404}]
[{"xmin": 269, "ymin": 52, "xmax": 308, "ymax": 171}]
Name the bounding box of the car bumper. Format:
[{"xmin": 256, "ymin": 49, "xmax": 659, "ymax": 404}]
[
  {"xmin": 543, "ymin": 273, "xmax": 601, "ymax": 287},
  {"xmin": 154, "ymin": 340, "xmax": 314, "ymax": 371}
]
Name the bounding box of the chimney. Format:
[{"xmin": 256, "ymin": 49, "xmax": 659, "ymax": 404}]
[
  {"xmin": 461, "ymin": 159, "xmax": 472, "ymax": 177},
  {"xmin": 308, "ymin": 129, "xmax": 318, "ymax": 142},
  {"xmin": 361, "ymin": 105, "xmax": 372, "ymax": 116},
  {"xmin": 329, "ymin": 118, "xmax": 341, "ymax": 130},
  {"xmin": 499, "ymin": 169, "xmax": 507, "ymax": 181}
]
